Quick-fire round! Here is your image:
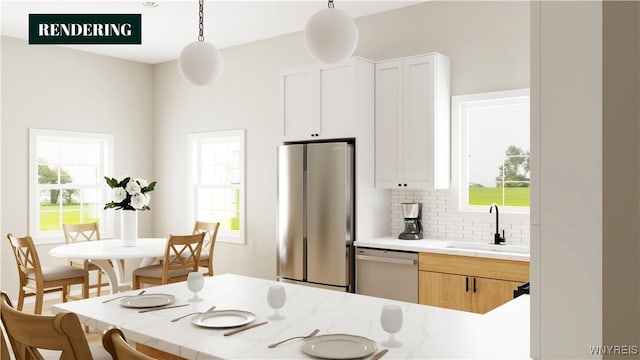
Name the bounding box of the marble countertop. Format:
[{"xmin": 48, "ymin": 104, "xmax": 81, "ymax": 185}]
[
  {"xmin": 53, "ymin": 274, "xmax": 530, "ymax": 359},
  {"xmin": 355, "ymin": 236, "xmax": 530, "ymax": 262}
]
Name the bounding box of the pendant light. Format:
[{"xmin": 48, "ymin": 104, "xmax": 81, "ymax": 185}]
[
  {"xmin": 179, "ymin": 0, "xmax": 223, "ymax": 86},
  {"xmin": 304, "ymin": 0, "xmax": 358, "ymax": 64}
]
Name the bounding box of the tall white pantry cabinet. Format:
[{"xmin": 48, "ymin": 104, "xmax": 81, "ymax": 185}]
[{"xmin": 375, "ymin": 53, "xmax": 451, "ymax": 189}]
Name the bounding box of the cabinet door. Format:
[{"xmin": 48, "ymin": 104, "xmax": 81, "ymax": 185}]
[
  {"xmin": 402, "ymin": 55, "xmax": 434, "ymax": 188},
  {"xmin": 375, "ymin": 60, "xmax": 404, "ymax": 188},
  {"xmin": 471, "ymin": 277, "xmax": 521, "ymax": 314},
  {"xmin": 282, "ymin": 67, "xmax": 319, "ymax": 140},
  {"xmin": 318, "ymin": 63, "xmax": 356, "ymax": 138},
  {"xmin": 419, "ymin": 271, "xmax": 471, "ymax": 312}
]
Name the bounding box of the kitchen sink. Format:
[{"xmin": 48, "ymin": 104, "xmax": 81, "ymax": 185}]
[{"xmin": 446, "ymin": 242, "xmax": 530, "ymax": 255}]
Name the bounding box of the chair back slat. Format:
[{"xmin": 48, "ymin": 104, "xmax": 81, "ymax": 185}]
[
  {"xmin": 1, "ymin": 292, "xmax": 93, "ymax": 360},
  {"xmin": 62, "ymin": 223, "xmax": 100, "ymax": 244},
  {"xmin": 7, "ymin": 234, "xmax": 42, "ymax": 282},
  {"xmin": 163, "ymin": 233, "xmax": 205, "ymax": 273},
  {"xmin": 192, "ymin": 221, "xmax": 220, "ymax": 251}
]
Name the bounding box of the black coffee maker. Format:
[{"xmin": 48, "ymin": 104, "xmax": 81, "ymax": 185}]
[{"xmin": 399, "ymin": 203, "xmax": 423, "ymax": 240}]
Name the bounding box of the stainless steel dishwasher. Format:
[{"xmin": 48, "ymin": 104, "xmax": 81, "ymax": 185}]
[{"xmin": 355, "ymin": 247, "xmax": 418, "ymax": 303}]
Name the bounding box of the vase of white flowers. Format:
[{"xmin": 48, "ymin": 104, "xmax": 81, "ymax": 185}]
[{"xmin": 104, "ymin": 176, "xmax": 156, "ymax": 247}]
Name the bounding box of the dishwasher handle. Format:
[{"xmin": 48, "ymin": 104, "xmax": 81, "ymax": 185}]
[{"xmin": 356, "ymin": 254, "xmax": 416, "ymax": 266}]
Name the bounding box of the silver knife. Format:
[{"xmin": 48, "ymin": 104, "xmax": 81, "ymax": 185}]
[{"xmin": 223, "ymin": 321, "xmax": 268, "ymax": 336}]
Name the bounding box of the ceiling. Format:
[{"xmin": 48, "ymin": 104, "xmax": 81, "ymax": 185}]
[{"xmin": 1, "ymin": 0, "xmax": 420, "ymax": 64}]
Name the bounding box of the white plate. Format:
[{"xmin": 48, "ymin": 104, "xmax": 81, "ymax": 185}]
[
  {"xmin": 191, "ymin": 310, "xmax": 256, "ymax": 328},
  {"xmin": 119, "ymin": 294, "xmax": 175, "ymax": 308},
  {"xmin": 301, "ymin": 334, "xmax": 377, "ymax": 359}
]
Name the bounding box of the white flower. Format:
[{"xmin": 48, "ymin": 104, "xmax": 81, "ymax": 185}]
[
  {"xmin": 112, "ymin": 187, "xmax": 127, "ymax": 203},
  {"xmin": 143, "ymin": 193, "xmax": 150, "ymax": 206},
  {"xmin": 131, "ymin": 193, "xmax": 147, "ymax": 209},
  {"xmin": 125, "ymin": 179, "xmax": 141, "ymax": 195},
  {"xmin": 135, "ymin": 178, "xmax": 149, "ymax": 188}
]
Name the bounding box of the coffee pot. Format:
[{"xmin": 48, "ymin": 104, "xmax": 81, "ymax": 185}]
[{"xmin": 399, "ymin": 203, "xmax": 423, "ymax": 240}]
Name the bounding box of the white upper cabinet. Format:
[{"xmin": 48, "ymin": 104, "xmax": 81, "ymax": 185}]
[
  {"xmin": 281, "ymin": 58, "xmax": 373, "ymax": 141},
  {"xmin": 281, "ymin": 66, "xmax": 319, "ymax": 140},
  {"xmin": 375, "ymin": 53, "xmax": 451, "ymax": 189}
]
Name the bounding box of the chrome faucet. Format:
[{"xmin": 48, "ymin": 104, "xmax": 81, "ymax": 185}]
[{"xmin": 489, "ymin": 203, "xmax": 506, "ymax": 245}]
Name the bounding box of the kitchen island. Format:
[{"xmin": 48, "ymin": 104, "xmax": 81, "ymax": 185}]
[{"xmin": 53, "ymin": 274, "xmax": 529, "ymax": 359}]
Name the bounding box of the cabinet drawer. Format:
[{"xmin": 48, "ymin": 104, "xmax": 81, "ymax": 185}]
[{"xmin": 419, "ymin": 252, "xmax": 529, "ymax": 282}]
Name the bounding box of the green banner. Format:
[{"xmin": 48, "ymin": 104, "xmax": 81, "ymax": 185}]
[{"xmin": 29, "ymin": 14, "xmax": 141, "ymax": 45}]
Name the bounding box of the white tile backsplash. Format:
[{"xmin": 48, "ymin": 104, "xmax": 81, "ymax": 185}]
[{"xmin": 391, "ymin": 189, "xmax": 530, "ymax": 245}]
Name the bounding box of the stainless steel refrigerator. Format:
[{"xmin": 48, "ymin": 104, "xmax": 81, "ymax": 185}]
[{"xmin": 277, "ymin": 142, "xmax": 355, "ymax": 292}]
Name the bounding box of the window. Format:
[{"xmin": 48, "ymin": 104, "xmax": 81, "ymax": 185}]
[
  {"xmin": 453, "ymin": 89, "xmax": 530, "ymax": 213},
  {"xmin": 29, "ymin": 129, "xmax": 114, "ymax": 243},
  {"xmin": 189, "ymin": 130, "xmax": 245, "ymax": 244}
]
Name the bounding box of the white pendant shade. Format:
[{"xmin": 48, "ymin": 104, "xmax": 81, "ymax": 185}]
[
  {"xmin": 304, "ymin": 8, "xmax": 358, "ymax": 64},
  {"xmin": 179, "ymin": 41, "xmax": 224, "ymax": 86}
]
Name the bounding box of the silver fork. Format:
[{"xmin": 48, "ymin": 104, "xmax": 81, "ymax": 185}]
[
  {"xmin": 170, "ymin": 305, "xmax": 216, "ymax": 322},
  {"xmin": 267, "ymin": 329, "xmax": 320, "ymax": 348},
  {"xmin": 101, "ymin": 290, "xmax": 145, "ymax": 303}
]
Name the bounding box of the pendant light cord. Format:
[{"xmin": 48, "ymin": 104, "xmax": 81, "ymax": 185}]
[
  {"xmin": 198, "ymin": 0, "xmax": 204, "ymax": 42},
  {"xmin": 328, "ymin": 0, "xmax": 334, "ymax": 9}
]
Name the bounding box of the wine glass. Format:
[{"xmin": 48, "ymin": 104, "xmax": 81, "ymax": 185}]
[
  {"xmin": 380, "ymin": 304, "xmax": 403, "ymax": 347},
  {"xmin": 187, "ymin": 272, "xmax": 204, "ymax": 302},
  {"xmin": 267, "ymin": 285, "xmax": 286, "ymax": 320}
]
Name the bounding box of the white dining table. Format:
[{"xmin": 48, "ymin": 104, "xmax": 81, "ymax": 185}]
[
  {"xmin": 52, "ymin": 274, "xmax": 530, "ymax": 359},
  {"xmin": 49, "ymin": 238, "xmax": 167, "ymax": 293}
]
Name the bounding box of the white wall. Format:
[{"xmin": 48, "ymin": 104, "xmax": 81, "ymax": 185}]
[
  {"xmin": 531, "ymin": 2, "xmax": 604, "ymax": 358},
  {"xmin": 152, "ymin": 1, "xmax": 530, "ymax": 280},
  {"xmin": 0, "ymin": 36, "xmax": 154, "ymax": 300}
]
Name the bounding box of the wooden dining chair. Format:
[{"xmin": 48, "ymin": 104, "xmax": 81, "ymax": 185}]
[
  {"xmin": 6, "ymin": 234, "xmax": 88, "ymax": 314},
  {"xmin": 192, "ymin": 221, "xmax": 220, "ymax": 276},
  {"xmin": 132, "ymin": 233, "xmax": 205, "ymax": 290},
  {"xmin": 1, "ymin": 291, "xmax": 94, "ymax": 360},
  {"xmin": 102, "ymin": 327, "xmax": 155, "ymax": 360},
  {"xmin": 1, "ymin": 320, "xmax": 11, "ymax": 360},
  {"xmin": 62, "ymin": 222, "xmax": 109, "ymax": 297}
]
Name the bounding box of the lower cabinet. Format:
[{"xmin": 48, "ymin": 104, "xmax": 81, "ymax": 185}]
[{"xmin": 418, "ymin": 252, "xmax": 529, "ymax": 314}]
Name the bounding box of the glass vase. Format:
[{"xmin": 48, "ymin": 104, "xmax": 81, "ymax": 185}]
[{"xmin": 121, "ymin": 210, "xmax": 138, "ymax": 247}]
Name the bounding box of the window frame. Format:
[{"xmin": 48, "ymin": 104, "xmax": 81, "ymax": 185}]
[
  {"xmin": 29, "ymin": 128, "xmax": 114, "ymax": 244},
  {"xmin": 452, "ymin": 89, "xmax": 530, "ymax": 215},
  {"xmin": 188, "ymin": 129, "xmax": 246, "ymax": 244}
]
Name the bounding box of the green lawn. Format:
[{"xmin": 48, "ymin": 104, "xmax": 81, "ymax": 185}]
[
  {"xmin": 469, "ymin": 187, "xmax": 530, "ymax": 207},
  {"xmin": 40, "ymin": 204, "xmax": 100, "ymax": 231}
]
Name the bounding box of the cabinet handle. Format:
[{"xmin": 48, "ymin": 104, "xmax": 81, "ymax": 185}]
[
  {"xmin": 465, "ymin": 277, "xmax": 469, "ymax": 292},
  {"xmin": 473, "ymin": 277, "xmax": 477, "ymax": 293},
  {"xmin": 404, "ymin": 184, "xmax": 407, "ymax": 187},
  {"xmin": 398, "ymin": 184, "xmax": 402, "ymax": 187}
]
